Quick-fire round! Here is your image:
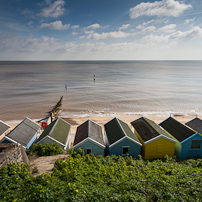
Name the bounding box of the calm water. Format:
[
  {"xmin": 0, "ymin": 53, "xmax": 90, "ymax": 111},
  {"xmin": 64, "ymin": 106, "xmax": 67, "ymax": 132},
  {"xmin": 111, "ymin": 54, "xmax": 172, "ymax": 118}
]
[{"xmin": 0, "ymin": 60, "xmax": 202, "ymax": 121}]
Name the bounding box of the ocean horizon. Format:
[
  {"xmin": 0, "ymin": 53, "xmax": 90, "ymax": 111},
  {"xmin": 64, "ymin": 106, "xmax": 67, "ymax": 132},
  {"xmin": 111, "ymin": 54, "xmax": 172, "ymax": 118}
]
[{"xmin": 1, "ymin": 60, "xmax": 202, "ymax": 121}]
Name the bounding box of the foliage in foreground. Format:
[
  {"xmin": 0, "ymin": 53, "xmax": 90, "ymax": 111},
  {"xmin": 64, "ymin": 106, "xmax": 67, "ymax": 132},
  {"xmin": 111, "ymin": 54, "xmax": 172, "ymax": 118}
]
[
  {"xmin": 26, "ymin": 143, "xmax": 64, "ymax": 156},
  {"xmin": 1, "ymin": 149, "xmax": 202, "ymax": 201}
]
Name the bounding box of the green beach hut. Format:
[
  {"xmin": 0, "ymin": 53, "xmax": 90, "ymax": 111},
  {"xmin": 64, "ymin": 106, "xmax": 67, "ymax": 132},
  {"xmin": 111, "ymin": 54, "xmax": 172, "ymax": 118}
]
[{"xmin": 36, "ymin": 117, "xmax": 71, "ymax": 150}]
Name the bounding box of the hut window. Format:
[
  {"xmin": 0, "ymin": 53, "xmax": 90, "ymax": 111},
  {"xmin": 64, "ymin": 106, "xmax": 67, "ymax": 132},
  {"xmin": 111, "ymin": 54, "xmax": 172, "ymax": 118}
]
[
  {"xmin": 191, "ymin": 140, "xmax": 201, "ymax": 149},
  {"xmin": 122, "ymin": 147, "xmax": 129, "ymax": 155},
  {"xmin": 86, "ymin": 149, "xmax": 92, "ymax": 154}
]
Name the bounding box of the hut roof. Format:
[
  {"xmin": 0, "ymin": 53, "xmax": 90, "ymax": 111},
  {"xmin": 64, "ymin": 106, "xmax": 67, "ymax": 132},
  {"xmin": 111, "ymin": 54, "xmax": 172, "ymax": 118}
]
[
  {"xmin": 37, "ymin": 117, "xmax": 71, "ymax": 145},
  {"xmin": 185, "ymin": 117, "xmax": 202, "ymax": 134},
  {"xmin": 160, "ymin": 117, "xmax": 195, "ymax": 142},
  {"xmin": 0, "ymin": 121, "xmax": 10, "ymax": 136},
  {"xmin": 104, "ymin": 117, "xmax": 140, "ymax": 146},
  {"xmin": 73, "ymin": 120, "xmax": 104, "ymax": 146},
  {"xmin": 7, "ymin": 118, "xmax": 40, "ymax": 147},
  {"xmin": 131, "ymin": 117, "xmax": 171, "ymax": 142}
]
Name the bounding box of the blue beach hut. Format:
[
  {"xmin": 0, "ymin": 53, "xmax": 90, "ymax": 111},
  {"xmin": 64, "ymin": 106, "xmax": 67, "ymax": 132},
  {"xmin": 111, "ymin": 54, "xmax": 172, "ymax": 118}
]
[
  {"xmin": 160, "ymin": 117, "xmax": 202, "ymax": 159},
  {"xmin": 72, "ymin": 120, "xmax": 105, "ymax": 156},
  {"xmin": 104, "ymin": 117, "xmax": 142, "ymax": 157},
  {"xmin": 0, "ymin": 118, "xmax": 41, "ymax": 149}
]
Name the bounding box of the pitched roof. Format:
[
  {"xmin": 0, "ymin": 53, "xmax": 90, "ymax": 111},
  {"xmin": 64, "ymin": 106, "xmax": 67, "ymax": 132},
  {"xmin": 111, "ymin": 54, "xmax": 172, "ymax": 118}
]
[
  {"xmin": 159, "ymin": 117, "xmax": 195, "ymax": 142},
  {"xmin": 104, "ymin": 117, "xmax": 140, "ymax": 146},
  {"xmin": 37, "ymin": 118, "xmax": 71, "ymax": 145},
  {"xmin": 131, "ymin": 117, "xmax": 171, "ymax": 142},
  {"xmin": 73, "ymin": 120, "xmax": 104, "ymax": 146},
  {"xmin": 185, "ymin": 117, "xmax": 202, "ymax": 134},
  {"xmin": 0, "ymin": 121, "xmax": 10, "ymax": 136},
  {"xmin": 6, "ymin": 118, "xmax": 40, "ymax": 147}
]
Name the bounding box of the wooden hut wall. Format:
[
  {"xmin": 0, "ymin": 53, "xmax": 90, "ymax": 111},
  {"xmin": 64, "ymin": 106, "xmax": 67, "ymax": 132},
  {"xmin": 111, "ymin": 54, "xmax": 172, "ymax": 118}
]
[
  {"xmin": 180, "ymin": 133, "xmax": 202, "ymax": 159},
  {"xmin": 109, "ymin": 138, "xmax": 141, "ymax": 158},
  {"xmin": 73, "ymin": 140, "xmax": 105, "ymax": 156}
]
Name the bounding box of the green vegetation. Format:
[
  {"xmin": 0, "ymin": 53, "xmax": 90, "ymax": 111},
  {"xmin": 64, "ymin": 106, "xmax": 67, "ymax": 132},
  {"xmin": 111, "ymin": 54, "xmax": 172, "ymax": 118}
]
[
  {"xmin": 26, "ymin": 143, "xmax": 64, "ymax": 156},
  {"xmin": 1, "ymin": 149, "xmax": 202, "ymax": 201},
  {"xmin": 32, "ymin": 166, "xmax": 39, "ymax": 174}
]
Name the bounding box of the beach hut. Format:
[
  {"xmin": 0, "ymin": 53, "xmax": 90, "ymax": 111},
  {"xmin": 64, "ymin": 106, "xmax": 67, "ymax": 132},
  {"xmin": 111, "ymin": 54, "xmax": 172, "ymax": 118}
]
[
  {"xmin": 131, "ymin": 117, "xmax": 177, "ymax": 160},
  {"xmin": 72, "ymin": 120, "xmax": 105, "ymax": 156},
  {"xmin": 185, "ymin": 117, "xmax": 202, "ymax": 135},
  {"xmin": 0, "ymin": 118, "xmax": 41, "ymax": 149},
  {"xmin": 160, "ymin": 117, "xmax": 202, "ymax": 159},
  {"xmin": 36, "ymin": 117, "xmax": 71, "ymax": 150},
  {"xmin": 0, "ymin": 120, "xmax": 11, "ymax": 140},
  {"xmin": 104, "ymin": 117, "xmax": 142, "ymax": 157}
]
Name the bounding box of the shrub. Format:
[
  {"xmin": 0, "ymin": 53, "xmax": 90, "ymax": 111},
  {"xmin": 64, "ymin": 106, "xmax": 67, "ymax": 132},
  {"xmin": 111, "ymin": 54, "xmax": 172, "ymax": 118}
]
[
  {"xmin": 32, "ymin": 166, "xmax": 39, "ymax": 174},
  {"xmin": 27, "ymin": 143, "xmax": 64, "ymax": 156}
]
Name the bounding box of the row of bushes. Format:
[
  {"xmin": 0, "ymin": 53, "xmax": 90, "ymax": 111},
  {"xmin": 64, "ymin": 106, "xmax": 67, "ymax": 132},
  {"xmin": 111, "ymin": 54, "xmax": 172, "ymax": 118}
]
[{"xmin": 1, "ymin": 148, "xmax": 202, "ymax": 201}]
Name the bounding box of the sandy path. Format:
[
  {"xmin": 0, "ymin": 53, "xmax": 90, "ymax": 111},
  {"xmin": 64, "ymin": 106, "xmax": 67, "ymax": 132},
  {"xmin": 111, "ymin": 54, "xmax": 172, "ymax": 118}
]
[{"xmin": 29, "ymin": 153, "xmax": 68, "ymax": 176}]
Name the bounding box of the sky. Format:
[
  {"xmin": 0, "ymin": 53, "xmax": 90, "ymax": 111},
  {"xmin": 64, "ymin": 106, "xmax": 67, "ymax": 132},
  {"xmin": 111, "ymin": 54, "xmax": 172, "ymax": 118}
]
[{"xmin": 1, "ymin": 0, "xmax": 202, "ymax": 60}]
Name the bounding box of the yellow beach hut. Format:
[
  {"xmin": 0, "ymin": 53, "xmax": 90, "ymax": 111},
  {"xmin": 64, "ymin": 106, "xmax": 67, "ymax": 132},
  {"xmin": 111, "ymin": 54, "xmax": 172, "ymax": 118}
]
[{"xmin": 131, "ymin": 117, "xmax": 177, "ymax": 160}]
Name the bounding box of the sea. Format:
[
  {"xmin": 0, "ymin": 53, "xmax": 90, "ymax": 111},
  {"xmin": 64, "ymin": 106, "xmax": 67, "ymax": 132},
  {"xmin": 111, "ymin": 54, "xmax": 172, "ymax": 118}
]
[{"xmin": 1, "ymin": 60, "xmax": 202, "ymax": 122}]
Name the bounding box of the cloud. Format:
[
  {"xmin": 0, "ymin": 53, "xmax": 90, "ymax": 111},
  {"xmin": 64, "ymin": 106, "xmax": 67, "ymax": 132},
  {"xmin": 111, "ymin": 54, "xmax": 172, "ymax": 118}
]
[
  {"xmin": 21, "ymin": 9, "xmax": 34, "ymax": 16},
  {"xmin": 184, "ymin": 17, "xmax": 196, "ymax": 25},
  {"xmin": 71, "ymin": 25, "xmax": 79, "ymax": 29},
  {"xmin": 45, "ymin": 0, "xmax": 53, "ymax": 4},
  {"xmin": 84, "ymin": 30, "xmax": 94, "ymax": 35},
  {"xmin": 21, "ymin": 9, "xmax": 35, "ymax": 18},
  {"xmin": 79, "ymin": 36, "xmax": 85, "ymax": 39},
  {"xmin": 142, "ymin": 34, "xmax": 169, "ymax": 43},
  {"xmin": 86, "ymin": 23, "xmax": 100, "ymax": 30},
  {"xmin": 158, "ymin": 24, "xmax": 176, "ymax": 33},
  {"xmin": 142, "ymin": 26, "xmax": 202, "ymax": 44},
  {"xmin": 142, "ymin": 26, "xmax": 156, "ymax": 33},
  {"xmin": 1, "ymin": 30, "xmax": 202, "ymax": 60},
  {"xmin": 72, "ymin": 32, "xmax": 78, "ymax": 35},
  {"xmin": 129, "ymin": 0, "xmax": 192, "ymax": 19},
  {"xmin": 136, "ymin": 24, "xmax": 144, "ymax": 30},
  {"xmin": 39, "ymin": 20, "xmax": 70, "ymax": 30},
  {"xmin": 141, "ymin": 26, "xmax": 202, "ymax": 45},
  {"xmin": 119, "ymin": 24, "xmax": 130, "ymax": 31},
  {"xmin": 136, "ymin": 19, "xmax": 156, "ymax": 30},
  {"xmin": 85, "ymin": 31, "xmax": 131, "ymax": 40},
  {"xmin": 0, "ymin": 35, "xmax": 61, "ymax": 55},
  {"xmin": 170, "ymin": 26, "xmax": 202, "ymax": 39},
  {"xmin": 38, "ymin": 0, "xmax": 65, "ymax": 18},
  {"xmin": 27, "ymin": 21, "xmax": 34, "ymax": 28}
]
